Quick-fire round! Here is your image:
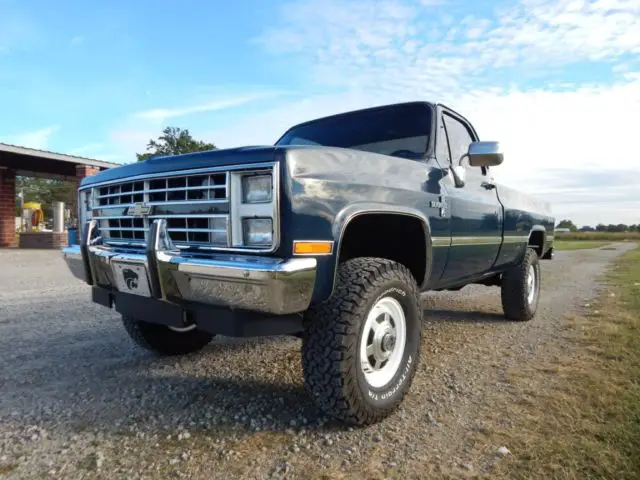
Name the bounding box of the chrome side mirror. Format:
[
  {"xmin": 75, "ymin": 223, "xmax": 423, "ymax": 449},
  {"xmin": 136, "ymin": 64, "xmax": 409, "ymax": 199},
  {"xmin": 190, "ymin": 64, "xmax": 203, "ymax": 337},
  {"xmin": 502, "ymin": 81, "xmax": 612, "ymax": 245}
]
[
  {"xmin": 451, "ymin": 165, "xmax": 466, "ymax": 188},
  {"xmin": 467, "ymin": 141, "xmax": 504, "ymax": 167}
]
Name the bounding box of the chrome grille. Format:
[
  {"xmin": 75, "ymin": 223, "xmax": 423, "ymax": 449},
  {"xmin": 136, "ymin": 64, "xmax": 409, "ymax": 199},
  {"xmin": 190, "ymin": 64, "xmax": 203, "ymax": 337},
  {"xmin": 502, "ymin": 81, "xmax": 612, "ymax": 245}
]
[
  {"xmin": 96, "ymin": 172, "xmax": 227, "ymax": 206},
  {"xmin": 101, "ymin": 218, "xmax": 146, "ymax": 241},
  {"xmin": 91, "ymin": 171, "xmax": 230, "ymax": 248}
]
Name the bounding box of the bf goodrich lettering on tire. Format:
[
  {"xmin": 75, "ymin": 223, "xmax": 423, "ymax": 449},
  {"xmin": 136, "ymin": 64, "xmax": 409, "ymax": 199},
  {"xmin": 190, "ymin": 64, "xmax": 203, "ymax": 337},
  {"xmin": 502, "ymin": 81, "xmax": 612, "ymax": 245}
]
[
  {"xmin": 368, "ymin": 355, "xmax": 413, "ymax": 401},
  {"xmin": 375, "ymin": 287, "xmax": 407, "ymax": 303}
]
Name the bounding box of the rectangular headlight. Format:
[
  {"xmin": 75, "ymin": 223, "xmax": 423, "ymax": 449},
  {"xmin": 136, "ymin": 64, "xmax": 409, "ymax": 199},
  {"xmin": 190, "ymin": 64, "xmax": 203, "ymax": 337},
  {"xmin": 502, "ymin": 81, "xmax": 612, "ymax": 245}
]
[
  {"xmin": 242, "ymin": 218, "xmax": 273, "ymax": 246},
  {"xmin": 241, "ymin": 174, "xmax": 272, "ymax": 203}
]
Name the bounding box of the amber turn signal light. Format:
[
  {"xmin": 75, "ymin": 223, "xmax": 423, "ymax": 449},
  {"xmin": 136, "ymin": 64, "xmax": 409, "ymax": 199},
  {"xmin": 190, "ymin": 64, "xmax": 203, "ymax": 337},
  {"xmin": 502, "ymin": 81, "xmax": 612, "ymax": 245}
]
[{"xmin": 293, "ymin": 240, "xmax": 334, "ymax": 255}]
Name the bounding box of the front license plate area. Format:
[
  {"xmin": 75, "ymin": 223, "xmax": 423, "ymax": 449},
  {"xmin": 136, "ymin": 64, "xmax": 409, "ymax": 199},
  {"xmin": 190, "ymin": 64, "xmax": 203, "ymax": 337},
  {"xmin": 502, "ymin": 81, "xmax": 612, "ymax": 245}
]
[{"xmin": 113, "ymin": 262, "xmax": 151, "ymax": 297}]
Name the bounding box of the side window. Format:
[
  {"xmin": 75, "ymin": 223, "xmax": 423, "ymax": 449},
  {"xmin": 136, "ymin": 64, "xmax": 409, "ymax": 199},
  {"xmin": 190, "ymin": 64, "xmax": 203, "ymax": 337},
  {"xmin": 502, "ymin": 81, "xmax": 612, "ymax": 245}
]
[
  {"xmin": 435, "ymin": 117, "xmax": 451, "ymax": 166},
  {"xmin": 442, "ymin": 114, "xmax": 474, "ymax": 167}
]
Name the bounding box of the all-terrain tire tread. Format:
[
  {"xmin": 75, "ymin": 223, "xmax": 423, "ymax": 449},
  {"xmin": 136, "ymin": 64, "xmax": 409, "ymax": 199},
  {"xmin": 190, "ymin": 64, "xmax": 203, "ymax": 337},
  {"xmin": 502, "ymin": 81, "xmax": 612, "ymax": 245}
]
[
  {"xmin": 501, "ymin": 247, "xmax": 540, "ymax": 321},
  {"xmin": 302, "ymin": 257, "xmax": 421, "ymax": 426}
]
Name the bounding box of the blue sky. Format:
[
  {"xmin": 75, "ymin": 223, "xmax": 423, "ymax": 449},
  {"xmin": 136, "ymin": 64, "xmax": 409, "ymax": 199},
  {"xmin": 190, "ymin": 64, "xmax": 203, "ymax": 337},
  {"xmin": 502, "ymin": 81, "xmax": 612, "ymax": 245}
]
[{"xmin": 1, "ymin": 0, "xmax": 639, "ymax": 226}]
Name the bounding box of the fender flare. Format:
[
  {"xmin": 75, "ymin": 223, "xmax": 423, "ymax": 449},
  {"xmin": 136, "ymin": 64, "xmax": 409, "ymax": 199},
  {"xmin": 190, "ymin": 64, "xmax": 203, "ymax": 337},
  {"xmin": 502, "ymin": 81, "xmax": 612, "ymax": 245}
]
[
  {"xmin": 331, "ymin": 202, "xmax": 433, "ymax": 290},
  {"xmin": 526, "ymin": 225, "xmax": 548, "ymax": 256}
]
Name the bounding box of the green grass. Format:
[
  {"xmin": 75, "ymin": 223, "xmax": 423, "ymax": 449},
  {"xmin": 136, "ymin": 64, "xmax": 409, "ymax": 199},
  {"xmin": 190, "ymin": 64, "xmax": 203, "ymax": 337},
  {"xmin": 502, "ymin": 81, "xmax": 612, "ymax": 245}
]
[
  {"xmin": 554, "ymin": 240, "xmax": 610, "ymax": 251},
  {"xmin": 556, "ymin": 232, "xmax": 640, "ymax": 241},
  {"xmin": 489, "ymin": 246, "xmax": 640, "ymax": 479}
]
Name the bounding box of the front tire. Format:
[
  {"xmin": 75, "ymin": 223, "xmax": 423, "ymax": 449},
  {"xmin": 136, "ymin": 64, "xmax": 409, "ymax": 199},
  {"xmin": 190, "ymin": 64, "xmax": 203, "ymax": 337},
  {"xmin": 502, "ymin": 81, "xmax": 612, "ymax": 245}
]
[
  {"xmin": 122, "ymin": 316, "xmax": 214, "ymax": 356},
  {"xmin": 501, "ymin": 247, "xmax": 541, "ymax": 321},
  {"xmin": 302, "ymin": 258, "xmax": 422, "ymax": 426}
]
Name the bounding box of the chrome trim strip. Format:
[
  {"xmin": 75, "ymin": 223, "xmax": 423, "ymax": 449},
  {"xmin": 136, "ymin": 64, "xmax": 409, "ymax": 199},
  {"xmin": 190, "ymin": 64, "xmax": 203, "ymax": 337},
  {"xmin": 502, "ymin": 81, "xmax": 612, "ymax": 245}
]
[
  {"xmin": 431, "ymin": 236, "xmax": 450, "ymax": 247},
  {"xmin": 431, "ymin": 235, "xmax": 529, "ymax": 247},
  {"xmin": 95, "ymin": 200, "xmax": 228, "ymax": 208},
  {"xmin": 80, "ymin": 161, "xmax": 278, "ymax": 190},
  {"xmin": 148, "ymin": 214, "xmax": 228, "ymax": 219},
  {"xmin": 451, "ymin": 236, "xmax": 503, "ymax": 246},
  {"xmin": 502, "ymin": 235, "xmax": 529, "ymax": 244},
  {"xmin": 96, "ymin": 184, "xmax": 226, "ymax": 199}
]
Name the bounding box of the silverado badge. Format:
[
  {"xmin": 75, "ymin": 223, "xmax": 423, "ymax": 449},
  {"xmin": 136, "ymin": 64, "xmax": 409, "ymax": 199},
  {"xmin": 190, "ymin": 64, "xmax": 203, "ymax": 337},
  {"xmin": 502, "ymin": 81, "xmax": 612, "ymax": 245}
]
[{"xmin": 126, "ymin": 202, "xmax": 152, "ymax": 217}]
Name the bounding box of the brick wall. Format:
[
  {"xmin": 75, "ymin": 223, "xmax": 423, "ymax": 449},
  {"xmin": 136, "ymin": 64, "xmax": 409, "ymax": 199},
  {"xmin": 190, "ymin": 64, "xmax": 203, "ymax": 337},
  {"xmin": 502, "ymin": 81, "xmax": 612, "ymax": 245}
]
[
  {"xmin": 19, "ymin": 232, "xmax": 68, "ymax": 249},
  {"xmin": 0, "ymin": 168, "xmax": 17, "ymax": 248},
  {"xmin": 74, "ymin": 165, "xmax": 101, "ymax": 219},
  {"xmin": 76, "ymin": 165, "xmax": 100, "ymax": 190}
]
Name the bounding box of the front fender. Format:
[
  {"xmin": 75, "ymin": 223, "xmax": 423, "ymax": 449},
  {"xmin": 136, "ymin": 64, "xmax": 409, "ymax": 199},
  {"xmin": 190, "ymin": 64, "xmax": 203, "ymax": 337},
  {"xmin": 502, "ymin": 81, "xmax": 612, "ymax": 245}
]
[{"xmin": 281, "ymin": 147, "xmax": 439, "ymax": 302}]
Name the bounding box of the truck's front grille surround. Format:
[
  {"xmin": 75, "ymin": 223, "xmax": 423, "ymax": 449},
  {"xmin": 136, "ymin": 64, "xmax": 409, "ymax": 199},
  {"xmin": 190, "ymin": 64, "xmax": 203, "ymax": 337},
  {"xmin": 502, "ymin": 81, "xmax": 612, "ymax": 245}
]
[
  {"xmin": 82, "ymin": 163, "xmax": 278, "ymax": 252},
  {"xmin": 95, "ymin": 172, "xmax": 228, "ymax": 207}
]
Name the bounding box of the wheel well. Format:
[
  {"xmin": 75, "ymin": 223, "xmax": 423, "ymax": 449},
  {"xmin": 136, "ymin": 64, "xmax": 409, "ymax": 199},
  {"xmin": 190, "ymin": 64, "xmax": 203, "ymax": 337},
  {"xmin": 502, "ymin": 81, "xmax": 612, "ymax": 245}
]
[
  {"xmin": 528, "ymin": 230, "xmax": 545, "ymax": 256},
  {"xmin": 338, "ymin": 214, "xmax": 427, "ymax": 285}
]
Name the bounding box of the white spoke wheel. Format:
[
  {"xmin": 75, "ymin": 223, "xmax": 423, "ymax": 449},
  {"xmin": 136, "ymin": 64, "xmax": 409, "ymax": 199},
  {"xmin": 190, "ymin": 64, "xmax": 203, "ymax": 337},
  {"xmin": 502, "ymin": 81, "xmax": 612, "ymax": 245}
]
[
  {"xmin": 302, "ymin": 258, "xmax": 422, "ymax": 426},
  {"xmin": 360, "ymin": 297, "xmax": 407, "ymax": 389},
  {"xmin": 526, "ymin": 264, "xmax": 537, "ymax": 306},
  {"xmin": 501, "ymin": 247, "xmax": 541, "ymax": 322}
]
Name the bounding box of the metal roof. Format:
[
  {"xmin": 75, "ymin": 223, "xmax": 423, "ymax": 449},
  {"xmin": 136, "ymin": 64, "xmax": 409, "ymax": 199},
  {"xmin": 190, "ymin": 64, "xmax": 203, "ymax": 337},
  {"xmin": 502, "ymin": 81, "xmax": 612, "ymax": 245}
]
[{"xmin": 0, "ymin": 142, "xmax": 119, "ymax": 169}]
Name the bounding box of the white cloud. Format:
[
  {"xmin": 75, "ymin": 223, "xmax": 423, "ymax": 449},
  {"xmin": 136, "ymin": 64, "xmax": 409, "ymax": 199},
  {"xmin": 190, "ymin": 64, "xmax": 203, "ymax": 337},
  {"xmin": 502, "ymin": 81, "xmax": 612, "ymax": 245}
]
[
  {"xmin": 257, "ymin": 0, "xmax": 640, "ymax": 96},
  {"xmin": 236, "ymin": 0, "xmax": 640, "ymax": 226},
  {"xmin": 131, "ymin": 92, "xmax": 280, "ymax": 122},
  {"xmin": 109, "ymin": 128, "xmax": 155, "ymax": 150},
  {"xmin": 68, "ymin": 142, "xmax": 104, "ymax": 156},
  {"xmin": 66, "ymin": 142, "xmax": 123, "ymax": 163},
  {"xmin": 1, "ymin": 125, "xmax": 60, "ymax": 150}
]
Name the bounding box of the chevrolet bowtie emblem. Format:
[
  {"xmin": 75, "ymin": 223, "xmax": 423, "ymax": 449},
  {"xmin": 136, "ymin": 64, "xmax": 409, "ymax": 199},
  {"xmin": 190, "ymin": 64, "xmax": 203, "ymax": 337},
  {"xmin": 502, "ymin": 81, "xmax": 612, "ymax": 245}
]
[{"xmin": 126, "ymin": 203, "xmax": 152, "ymax": 217}]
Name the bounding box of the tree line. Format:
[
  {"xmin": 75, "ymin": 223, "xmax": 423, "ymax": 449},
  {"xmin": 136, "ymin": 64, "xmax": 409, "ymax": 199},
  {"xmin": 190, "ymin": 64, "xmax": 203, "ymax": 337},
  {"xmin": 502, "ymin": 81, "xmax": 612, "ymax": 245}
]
[
  {"xmin": 15, "ymin": 127, "xmax": 212, "ymax": 220},
  {"xmin": 556, "ymin": 219, "xmax": 640, "ymax": 233}
]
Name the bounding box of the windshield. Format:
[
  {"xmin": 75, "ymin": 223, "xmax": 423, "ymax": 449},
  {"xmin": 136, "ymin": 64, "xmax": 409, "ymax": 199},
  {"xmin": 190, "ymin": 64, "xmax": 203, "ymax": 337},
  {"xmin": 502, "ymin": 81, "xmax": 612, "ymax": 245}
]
[{"xmin": 275, "ymin": 103, "xmax": 432, "ymax": 160}]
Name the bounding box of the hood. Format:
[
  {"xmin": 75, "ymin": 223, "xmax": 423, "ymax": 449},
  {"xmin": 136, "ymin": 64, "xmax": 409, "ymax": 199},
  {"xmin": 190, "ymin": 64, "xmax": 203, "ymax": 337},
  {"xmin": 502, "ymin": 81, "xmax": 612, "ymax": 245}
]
[{"xmin": 80, "ymin": 146, "xmax": 280, "ymax": 188}]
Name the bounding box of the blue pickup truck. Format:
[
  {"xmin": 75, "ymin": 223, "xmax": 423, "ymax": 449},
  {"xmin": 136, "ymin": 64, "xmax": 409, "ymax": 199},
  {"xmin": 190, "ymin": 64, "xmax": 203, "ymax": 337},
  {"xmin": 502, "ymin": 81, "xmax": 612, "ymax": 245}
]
[{"xmin": 63, "ymin": 101, "xmax": 555, "ymax": 425}]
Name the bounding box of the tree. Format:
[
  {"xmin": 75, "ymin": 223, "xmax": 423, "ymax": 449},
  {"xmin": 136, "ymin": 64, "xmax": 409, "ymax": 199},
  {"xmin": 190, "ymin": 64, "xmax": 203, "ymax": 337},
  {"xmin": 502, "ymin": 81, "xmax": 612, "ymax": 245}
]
[
  {"xmin": 605, "ymin": 224, "xmax": 629, "ymax": 232},
  {"xmin": 556, "ymin": 219, "xmax": 577, "ymax": 231},
  {"xmin": 14, "ymin": 177, "xmax": 76, "ymax": 220},
  {"xmin": 136, "ymin": 127, "xmax": 216, "ymax": 161}
]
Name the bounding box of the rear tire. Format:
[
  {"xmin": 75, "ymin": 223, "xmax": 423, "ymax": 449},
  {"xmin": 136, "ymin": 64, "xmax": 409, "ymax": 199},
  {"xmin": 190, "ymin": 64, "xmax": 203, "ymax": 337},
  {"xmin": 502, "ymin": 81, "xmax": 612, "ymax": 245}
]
[
  {"xmin": 122, "ymin": 316, "xmax": 214, "ymax": 356},
  {"xmin": 501, "ymin": 248, "xmax": 541, "ymax": 321},
  {"xmin": 302, "ymin": 258, "xmax": 422, "ymax": 426}
]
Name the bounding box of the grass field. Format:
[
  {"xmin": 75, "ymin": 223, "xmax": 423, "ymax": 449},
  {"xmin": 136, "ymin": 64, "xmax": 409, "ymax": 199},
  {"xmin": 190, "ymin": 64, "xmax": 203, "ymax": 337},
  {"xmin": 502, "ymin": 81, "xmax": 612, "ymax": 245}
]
[
  {"xmin": 554, "ymin": 240, "xmax": 610, "ymax": 251},
  {"xmin": 555, "ymin": 231, "xmax": 640, "ymax": 241},
  {"xmin": 490, "ymin": 246, "xmax": 640, "ymax": 479}
]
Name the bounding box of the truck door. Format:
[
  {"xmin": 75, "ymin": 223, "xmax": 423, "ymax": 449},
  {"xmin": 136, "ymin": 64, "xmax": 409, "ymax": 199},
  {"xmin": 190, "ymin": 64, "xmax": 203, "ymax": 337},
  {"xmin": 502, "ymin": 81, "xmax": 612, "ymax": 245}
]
[{"xmin": 436, "ymin": 109, "xmax": 502, "ymax": 285}]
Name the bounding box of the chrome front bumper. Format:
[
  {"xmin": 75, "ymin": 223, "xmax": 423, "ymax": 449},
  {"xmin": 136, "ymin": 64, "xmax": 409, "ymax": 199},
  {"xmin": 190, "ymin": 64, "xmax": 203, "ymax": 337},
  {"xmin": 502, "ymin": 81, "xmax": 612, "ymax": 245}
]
[{"xmin": 62, "ymin": 219, "xmax": 317, "ymax": 315}]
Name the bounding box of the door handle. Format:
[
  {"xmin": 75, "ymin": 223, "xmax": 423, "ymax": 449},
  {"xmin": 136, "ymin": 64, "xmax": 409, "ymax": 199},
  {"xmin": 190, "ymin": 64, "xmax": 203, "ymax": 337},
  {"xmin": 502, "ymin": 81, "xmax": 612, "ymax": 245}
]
[{"xmin": 481, "ymin": 181, "xmax": 496, "ymax": 190}]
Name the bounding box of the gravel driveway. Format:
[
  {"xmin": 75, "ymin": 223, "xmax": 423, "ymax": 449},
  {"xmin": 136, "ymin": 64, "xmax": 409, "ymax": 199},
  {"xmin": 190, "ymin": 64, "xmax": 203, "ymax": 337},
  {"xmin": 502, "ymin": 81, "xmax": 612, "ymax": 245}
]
[{"xmin": 0, "ymin": 243, "xmax": 634, "ymax": 479}]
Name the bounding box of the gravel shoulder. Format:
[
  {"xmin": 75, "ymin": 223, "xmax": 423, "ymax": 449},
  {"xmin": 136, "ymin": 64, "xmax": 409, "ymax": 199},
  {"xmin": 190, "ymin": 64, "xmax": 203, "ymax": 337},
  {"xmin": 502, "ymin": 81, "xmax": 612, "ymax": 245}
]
[{"xmin": 0, "ymin": 243, "xmax": 634, "ymax": 479}]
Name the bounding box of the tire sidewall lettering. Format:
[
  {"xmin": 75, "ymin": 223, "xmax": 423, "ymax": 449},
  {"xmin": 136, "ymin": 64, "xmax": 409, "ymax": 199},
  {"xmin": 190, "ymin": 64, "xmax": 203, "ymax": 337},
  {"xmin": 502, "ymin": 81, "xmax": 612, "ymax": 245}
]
[
  {"xmin": 367, "ymin": 355, "xmax": 413, "ymax": 401},
  {"xmin": 356, "ymin": 280, "xmax": 420, "ymax": 408}
]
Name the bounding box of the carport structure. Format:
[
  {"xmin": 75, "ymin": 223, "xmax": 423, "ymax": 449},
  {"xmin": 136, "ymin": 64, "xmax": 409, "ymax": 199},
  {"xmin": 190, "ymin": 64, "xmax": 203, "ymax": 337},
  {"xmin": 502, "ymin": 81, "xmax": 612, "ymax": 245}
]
[{"xmin": 0, "ymin": 143, "xmax": 117, "ymax": 248}]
